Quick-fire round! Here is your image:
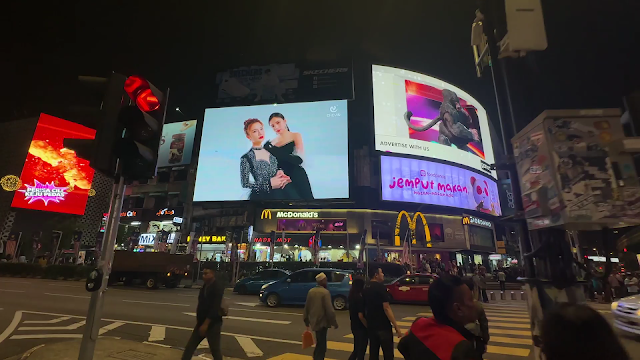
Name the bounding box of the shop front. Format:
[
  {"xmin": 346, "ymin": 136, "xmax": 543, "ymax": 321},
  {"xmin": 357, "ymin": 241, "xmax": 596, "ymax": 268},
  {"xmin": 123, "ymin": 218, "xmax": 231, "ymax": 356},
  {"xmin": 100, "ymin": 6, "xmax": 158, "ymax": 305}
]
[
  {"xmin": 459, "ymin": 214, "xmax": 497, "ymax": 271},
  {"xmin": 187, "ymin": 234, "xmax": 228, "ymax": 261}
]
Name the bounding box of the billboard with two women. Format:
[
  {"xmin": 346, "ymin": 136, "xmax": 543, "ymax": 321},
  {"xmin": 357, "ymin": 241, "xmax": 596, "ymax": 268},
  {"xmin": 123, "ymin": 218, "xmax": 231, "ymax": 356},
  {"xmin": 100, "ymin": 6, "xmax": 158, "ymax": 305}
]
[{"xmin": 194, "ymin": 100, "xmax": 349, "ymax": 201}]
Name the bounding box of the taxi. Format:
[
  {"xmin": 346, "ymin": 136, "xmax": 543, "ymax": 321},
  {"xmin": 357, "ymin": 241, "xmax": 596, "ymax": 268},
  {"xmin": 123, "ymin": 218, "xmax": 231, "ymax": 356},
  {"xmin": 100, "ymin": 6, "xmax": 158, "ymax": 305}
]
[{"xmin": 385, "ymin": 273, "xmax": 437, "ymax": 304}]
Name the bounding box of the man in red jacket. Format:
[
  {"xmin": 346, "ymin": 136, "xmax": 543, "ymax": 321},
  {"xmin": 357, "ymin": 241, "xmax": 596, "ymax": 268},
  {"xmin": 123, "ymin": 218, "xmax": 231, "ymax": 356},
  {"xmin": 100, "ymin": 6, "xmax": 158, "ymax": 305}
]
[{"xmin": 398, "ymin": 275, "xmax": 481, "ymax": 360}]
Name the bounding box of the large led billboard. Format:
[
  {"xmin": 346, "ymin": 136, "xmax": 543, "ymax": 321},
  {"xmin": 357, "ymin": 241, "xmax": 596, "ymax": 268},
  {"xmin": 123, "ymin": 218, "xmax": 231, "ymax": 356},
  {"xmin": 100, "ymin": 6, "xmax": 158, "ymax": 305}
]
[
  {"xmin": 11, "ymin": 113, "xmax": 96, "ymax": 215},
  {"xmin": 194, "ymin": 100, "xmax": 349, "ymax": 201},
  {"xmin": 381, "ymin": 156, "xmax": 502, "ymax": 216},
  {"xmin": 157, "ymin": 120, "xmax": 197, "ymax": 167},
  {"xmin": 372, "ymin": 65, "xmax": 496, "ymax": 177}
]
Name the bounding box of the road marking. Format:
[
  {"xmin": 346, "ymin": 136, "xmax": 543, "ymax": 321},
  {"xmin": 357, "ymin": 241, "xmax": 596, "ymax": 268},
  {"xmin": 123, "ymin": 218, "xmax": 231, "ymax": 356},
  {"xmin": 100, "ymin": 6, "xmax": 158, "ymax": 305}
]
[
  {"xmin": 183, "ymin": 312, "xmax": 291, "ymax": 325},
  {"xmin": 123, "ymin": 300, "xmax": 190, "ymax": 306},
  {"xmin": 175, "ymin": 294, "xmax": 196, "ymax": 297},
  {"xmin": 48, "ymin": 284, "xmax": 82, "ymax": 287},
  {"xmin": 229, "ymin": 308, "xmax": 302, "ymax": 316},
  {"xmin": 413, "ymin": 313, "xmax": 528, "ymax": 323},
  {"xmin": 487, "ymin": 344, "xmax": 530, "ymax": 356},
  {"xmin": 19, "ymin": 345, "xmax": 45, "ymax": 358},
  {"xmin": 44, "ymin": 293, "xmax": 90, "ymax": 299},
  {"xmin": 0, "ymin": 289, "xmax": 25, "ymax": 293},
  {"xmin": 488, "ymin": 317, "xmax": 529, "ymax": 323},
  {"xmin": 19, "ymin": 320, "xmax": 86, "ymax": 331},
  {"xmin": 236, "ymin": 336, "xmax": 264, "ymax": 357},
  {"xmin": 18, "ymin": 310, "xmax": 302, "ymax": 345},
  {"xmin": 235, "ymin": 302, "xmax": 259, "ymax": 307},
  {"xmin": 99, "ymin": 321, "xmax": 124, "ymax": 335},
  {"xmin": 325, "ymin": 340, "xmax": 403, "ymax": 358},
  {"xmin": 24, "ymin": 316, "xmax": 71, "ymax": 324},
  {"xmin": 490, "ymin": 336, "xmax": 532, "ymax": 345},
  {"xmin": 143, "ymin": 341, "xmax": 172, "ymax": 348},
  {"xmin": 490, "ymin": 322, "xmax": 531, "ymax": 329},
  {"xmin": 11, "ymin": 334, "xmax": 82, "ymax": 339},
  {"xmin": 199, "ymin": 338, "xmax": 209, "ymax": 349},
  {"xmin": 266, "ymin": 354, "xmax": 337, "ymax": 360},
  {"xmin": 490, "ymin": 328, "xmax": 531, "ymax": 336},
  {"xmin": 0, "ymin": 311, "xmax": 22, "ymax": 344},
  {"xmin": 0, "ymin": 280, "xmax": 31, "ymax": 284},
  {"xmin": 148, "ymin": 326, "xmax": 166, "ymax": 341}
]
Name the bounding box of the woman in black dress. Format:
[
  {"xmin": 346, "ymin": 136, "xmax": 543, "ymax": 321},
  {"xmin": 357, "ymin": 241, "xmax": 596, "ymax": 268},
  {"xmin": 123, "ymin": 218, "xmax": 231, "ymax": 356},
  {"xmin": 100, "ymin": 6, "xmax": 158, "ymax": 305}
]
[
  {"xmin": 240, "ymin": 119, "xmax": 298, "ymax": 200},
  {"xmin": 264, "ymin": 112, "xmax": 314, "ymax": 200}
]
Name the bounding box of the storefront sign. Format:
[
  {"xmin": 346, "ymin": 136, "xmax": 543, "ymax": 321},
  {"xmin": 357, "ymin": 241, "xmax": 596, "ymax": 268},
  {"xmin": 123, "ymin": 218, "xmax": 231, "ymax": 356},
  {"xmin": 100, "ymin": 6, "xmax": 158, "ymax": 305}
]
[
  {"xmin": 254, "ymin": 237, "xmax": 292, "ymax": 243},
  {"xmin": 138, "ymin": 233, "xmax": 156, "ymax": 246},
  {"xmin": 395, "ymin": 211, "xmax": 431, "ymax": 247},
  {"xmin": 489, "ymin": 254, "xmax": 503, "ymax": 260},
  {"xmin": 262, "ymin": 210, "xmax": 319, "ymax": 219},
  {"xmin": 121, "ymin": 211, "xmax": 138, "ymax": 217},
  {"xmin": 156, "ymin": 208, "xmax": 176, "ymax": 216},
  {"xmin": 198, "ymin": 236, "xmax": 226, "ymax": 243},
  {"xmin": 173, "ymin": 217, "xmax": 183, "ymax": 224},
  {"xmin": 588, "ymin": 256, "xmax": 619, "ymax": 263},
  {"xmin": 462, "ymin": 216, "xmax": 493, "ymax": 229}
]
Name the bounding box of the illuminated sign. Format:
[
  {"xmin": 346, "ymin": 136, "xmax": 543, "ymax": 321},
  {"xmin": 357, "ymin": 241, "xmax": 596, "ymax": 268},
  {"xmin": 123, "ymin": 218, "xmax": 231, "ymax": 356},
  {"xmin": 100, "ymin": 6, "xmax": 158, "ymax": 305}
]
[
  {"xmin": 173, "ymin": 217, "xmax": 183, "ymax": 224},
  {"xmin": 588, "ymin": 256, "xmax": 619, "ymax": 263},
  {"xmin": 121, "ymin": 211, "xmax": 138, "ymax": 217},
  {"xmin": 189, "ymin": 235, "xmax": 226, "ymax": 243},
  {"xmin": 276, "ymin": 211, "xmax": 319, "ymax": 218},
  {"xmin": 11, "ymin": 113, "xmax": 96, "ymax": 215},
  {"xmin": 395, "ymin": 211, "xmax": 431, "ymax": 247},
  {"xmin": 261, "ymin": 209, "xmax": 272, "ymax": 219},
  {"xmin": 462, "ymin": 216, "xmax": 492, "ymax": 228},
  {"xmin": 254, "ymin": 237, "xmax": 292, "ymax": 243},
  {"xmin": 156, "ymin": 208, "xmax": 175, "ymax": 216},
  {"xmin": 138, "ymin": 234, "xmax": 156, "ymax": 246}
]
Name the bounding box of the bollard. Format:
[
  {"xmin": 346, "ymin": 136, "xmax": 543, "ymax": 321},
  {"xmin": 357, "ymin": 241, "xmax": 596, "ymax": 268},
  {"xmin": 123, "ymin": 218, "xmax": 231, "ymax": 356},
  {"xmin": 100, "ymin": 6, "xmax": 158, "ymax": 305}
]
[
  {"xmin": 511, "ymin": 291, "xmax": 516, "ymax": 300},
  {"xmin": 501, "ymin": 291, "xmax": 505, "ymax": 300},
  {"xmin": 490, "ymin": 291, "xmax": 495, "ymax": 301},
  {"xmin": 521, "ymin": 291, "xmax": 526, "ymax": 301}
]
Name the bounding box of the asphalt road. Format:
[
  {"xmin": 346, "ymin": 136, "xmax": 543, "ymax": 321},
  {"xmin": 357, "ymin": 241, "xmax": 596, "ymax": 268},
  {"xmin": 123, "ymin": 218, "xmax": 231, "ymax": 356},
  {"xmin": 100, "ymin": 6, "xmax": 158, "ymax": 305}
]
[{"xmin": 0, "ymin": 278, "xmax": 637, "ymax": 360}]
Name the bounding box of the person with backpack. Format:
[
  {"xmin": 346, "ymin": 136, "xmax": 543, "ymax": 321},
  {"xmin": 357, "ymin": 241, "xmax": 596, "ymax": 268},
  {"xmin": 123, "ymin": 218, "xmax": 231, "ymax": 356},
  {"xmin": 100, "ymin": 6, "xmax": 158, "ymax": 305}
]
[{"xmin": 182, "ymin": 264, "xmax": 226, "ymax": 360}]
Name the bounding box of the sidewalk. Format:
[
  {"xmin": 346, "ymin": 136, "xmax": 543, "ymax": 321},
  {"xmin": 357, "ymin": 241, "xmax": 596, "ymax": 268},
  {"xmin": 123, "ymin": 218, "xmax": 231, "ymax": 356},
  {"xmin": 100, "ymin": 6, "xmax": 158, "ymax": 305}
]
[{"xmin": 4, "ymin": 338, "xmax": 242, "ymax": 360}]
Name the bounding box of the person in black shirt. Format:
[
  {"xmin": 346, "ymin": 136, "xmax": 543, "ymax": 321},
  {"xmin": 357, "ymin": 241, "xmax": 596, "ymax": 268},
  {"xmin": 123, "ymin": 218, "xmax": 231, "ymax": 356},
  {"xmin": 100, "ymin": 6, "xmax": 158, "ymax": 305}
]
[
  {"xmin": 363, "ymin": 268, "xmax": 402, "ymax": 360},
  {"xmin": 182, "ymin": 265, "xmax": 225, "ymax": 360},
  {"xmin": 348, "ymin": 277, "xmax": 367, "ymax": 360}
]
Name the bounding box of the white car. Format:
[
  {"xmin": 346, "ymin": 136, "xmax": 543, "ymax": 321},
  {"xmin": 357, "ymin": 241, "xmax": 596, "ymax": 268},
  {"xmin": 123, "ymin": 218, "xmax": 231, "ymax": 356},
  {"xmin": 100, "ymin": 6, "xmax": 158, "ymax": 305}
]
[{"xmin": 612, "ymin": 295, "xmax": 640, "ymax": 335}]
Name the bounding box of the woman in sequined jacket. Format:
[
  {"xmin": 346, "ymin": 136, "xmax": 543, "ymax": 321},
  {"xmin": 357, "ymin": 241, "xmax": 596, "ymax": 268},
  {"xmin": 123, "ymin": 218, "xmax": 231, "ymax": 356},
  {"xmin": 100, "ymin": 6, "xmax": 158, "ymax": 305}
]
[{"xmin": 240, "ymin": 119, "xmax": 299, "ymax": 200}]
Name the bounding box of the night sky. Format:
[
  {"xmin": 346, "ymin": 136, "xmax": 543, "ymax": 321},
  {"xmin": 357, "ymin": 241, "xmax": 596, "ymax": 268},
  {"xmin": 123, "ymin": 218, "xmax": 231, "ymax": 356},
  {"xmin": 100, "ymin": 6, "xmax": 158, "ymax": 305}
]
[{"xmin": 3, "ymin": 1, "xmax": 639, "ymax": 141}]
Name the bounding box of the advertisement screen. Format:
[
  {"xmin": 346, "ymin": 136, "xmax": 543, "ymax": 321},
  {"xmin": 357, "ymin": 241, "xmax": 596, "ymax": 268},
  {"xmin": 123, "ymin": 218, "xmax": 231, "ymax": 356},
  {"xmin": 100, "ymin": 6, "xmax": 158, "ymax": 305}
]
[
  {"xmin": 157, "ymin": 120, "xmax": 197, "ymax": 167},
  {"xmin": 381, "ymin": 156, "xmax": 502, "ymax": 216},
  {"xmin": 11, "ymin": 113, "xmax": 96, "ymax": 215},
  {"xmin": 373, "ymin": 65, "xmax": 496, "ymax": 177},
  {"xmin": 194, "ymin": 100, "xmax": 349, "ymax": 201}
]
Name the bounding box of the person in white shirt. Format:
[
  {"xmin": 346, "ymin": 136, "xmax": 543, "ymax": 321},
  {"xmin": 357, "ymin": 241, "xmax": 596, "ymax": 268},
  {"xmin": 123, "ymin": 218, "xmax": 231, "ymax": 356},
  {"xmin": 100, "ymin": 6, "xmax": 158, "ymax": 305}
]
[
  {"xmin": 497, "ymin": 270, "xmax": 506, "ymax": 292},
  {"xmin": 625, "ymin": 274, "xmax": 638, "ymax": 295}
]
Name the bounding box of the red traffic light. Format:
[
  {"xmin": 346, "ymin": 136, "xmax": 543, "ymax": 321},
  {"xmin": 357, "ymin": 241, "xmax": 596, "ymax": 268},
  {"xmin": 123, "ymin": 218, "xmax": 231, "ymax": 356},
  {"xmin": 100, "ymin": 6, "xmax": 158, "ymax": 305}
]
[
  {"xmin": 124, "ymin": 75, "xmax": 160, "ymax": 112},
  {"xmin": 624, "ymin": 248, "xmax": 628, "ymax": 252}
]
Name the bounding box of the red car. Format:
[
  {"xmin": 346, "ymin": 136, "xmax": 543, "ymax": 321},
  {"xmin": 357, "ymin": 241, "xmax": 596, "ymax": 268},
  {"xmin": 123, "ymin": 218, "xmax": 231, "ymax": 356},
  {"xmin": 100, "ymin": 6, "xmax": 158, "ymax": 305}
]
[{"xmin": 385, "ymin": 274, "xmax": 437, "ymax": 304}]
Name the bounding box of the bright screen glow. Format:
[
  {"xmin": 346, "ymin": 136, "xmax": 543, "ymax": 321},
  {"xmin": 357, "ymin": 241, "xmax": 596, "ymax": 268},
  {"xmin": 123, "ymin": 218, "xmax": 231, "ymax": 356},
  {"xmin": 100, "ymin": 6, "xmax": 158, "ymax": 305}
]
[
  {"xmin": 194, "ymin": 100, "xmax": 349, "ymax": 201},
  {"xmin": 373, "ymin": 65, "xmax": 496, "ymax": 177},
  {"xmin": 11, "ymin": 113, "xmax": 96, "ymax": 215},
  {"xmin": 381, "ymin": 155, "xmax": 502, "ymax": 216}
]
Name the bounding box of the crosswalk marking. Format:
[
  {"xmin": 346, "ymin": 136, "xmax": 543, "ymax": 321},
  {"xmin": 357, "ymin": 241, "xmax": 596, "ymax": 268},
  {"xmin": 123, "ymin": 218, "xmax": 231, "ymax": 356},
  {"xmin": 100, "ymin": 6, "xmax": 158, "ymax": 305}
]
[
  {"xmin": 24, "ymin": 316, "xmax": 71, "ymax": 324},
  {"xmin": 43, "ymin": 293, "xmax": 89, "ymax": 299},
  {"xmin": 229, "ymin": 308, "xmax": 302, "ymax": 316},
  {"xmin": 148, "ymin": 326, "xmax": 166, "ymax": 342},
  {"xmin": 18, "ymin": 320, "xmax": 86, "ymax": 331},
  {"xmin": 488, "ymin": 317, "xmax": 529, "ymax": 323},
  {"xmin": 123, "ymin": 300, "xmax": 190, "ymax": 307},
  {"xmin": 487, "ymin": 344, "xmax": 530, "ymax": 356},
  {"xmin": 413, "ymin": 313, "xmax": 530, "ymax": 323},
  {"xmin": 489, "ymin": 328, "xmax": 531, "ymax": 336},
  {"xmin": 266, "ymin": 354, "xmax": 337, "ymax": 360},
  {"xmin": 183, "ymin": 312, "xmax": 292, "ymax": 325},
  {"xmin": 198, "ymin": 338, "xmax": 209, "ymax": 349},
  {"xmin": 489, "ymin": 322, "xmax": 530, "ymax": 329},
  {"xmin": 98, "ymin": 322, "xmax": 124, "ymax": 335},
  {"xmin": 490, "ymin": 336, "xmax": 532, "ymax": 345},
  {"xmin": 236, "ymin": 336, "xmax": 264, "ymax": 357},
  {"xmin": 325, "ymin": 340, "xmax": 402, "ymax": 358}
]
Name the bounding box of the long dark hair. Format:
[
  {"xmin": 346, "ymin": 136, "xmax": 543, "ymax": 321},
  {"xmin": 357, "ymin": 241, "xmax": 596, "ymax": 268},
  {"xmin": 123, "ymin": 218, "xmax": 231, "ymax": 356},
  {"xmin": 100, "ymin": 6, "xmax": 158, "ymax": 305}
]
[
  {"xmin": 269, "ymin": 112, "xmax": 290, "ymax": 131},
  {"xmin": 349, "ymin": 277, "xmax": 365, "ymax": 301}
]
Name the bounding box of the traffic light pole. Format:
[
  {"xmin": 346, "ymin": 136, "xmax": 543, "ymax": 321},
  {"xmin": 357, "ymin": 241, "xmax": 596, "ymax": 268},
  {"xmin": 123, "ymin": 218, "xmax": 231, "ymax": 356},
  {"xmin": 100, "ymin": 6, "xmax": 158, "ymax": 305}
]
[{"xmin": 78, "ymin": 175, "xmax": 125, "ymax": 360}]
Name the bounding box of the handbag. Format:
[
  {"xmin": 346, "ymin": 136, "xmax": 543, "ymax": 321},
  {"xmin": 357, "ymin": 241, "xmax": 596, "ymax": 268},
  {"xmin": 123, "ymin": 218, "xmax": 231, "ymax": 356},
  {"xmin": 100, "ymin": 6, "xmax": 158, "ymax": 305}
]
[{"xmin": 301, "ymin": 330, "xmax": 314, "ymax": 349}]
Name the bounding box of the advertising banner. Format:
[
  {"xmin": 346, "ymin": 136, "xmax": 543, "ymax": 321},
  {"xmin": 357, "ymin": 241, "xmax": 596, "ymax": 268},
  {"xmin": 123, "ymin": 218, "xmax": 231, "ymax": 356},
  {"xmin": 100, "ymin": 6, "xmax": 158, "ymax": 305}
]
[
  {"xmin": 381, "ymin": 156, "xmax": 502, "ymax": 215},
  {"xmin": 11, "ymin": 113, "xmax": 96, "ymax": 215},
  {"xmin": 157, "ymin": 120, "xmax": 197, "ymax": 167},
  {"xmin": 194, "ymin": 100, "xmax": 349, "ymax": 201},
  {"xmin": 215, "ymin": 62, "xmax": 353, "ymax": 106},
  {"xmin": 372, "ymin": 65, "xmax": 496, "ymax": 178}
]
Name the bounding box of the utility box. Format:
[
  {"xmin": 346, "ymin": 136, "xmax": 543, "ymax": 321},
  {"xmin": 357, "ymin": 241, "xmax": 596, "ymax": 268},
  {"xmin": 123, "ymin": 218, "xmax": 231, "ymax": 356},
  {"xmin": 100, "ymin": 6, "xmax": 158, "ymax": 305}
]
[{"xmin": 512, "ymin": 109, "xmax": 640, "ymax": 230}]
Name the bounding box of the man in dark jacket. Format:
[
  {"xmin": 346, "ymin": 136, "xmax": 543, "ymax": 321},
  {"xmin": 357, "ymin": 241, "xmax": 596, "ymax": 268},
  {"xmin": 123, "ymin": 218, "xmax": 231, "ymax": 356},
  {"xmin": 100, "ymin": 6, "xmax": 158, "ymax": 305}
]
[
  {"xmin": 398, "ymin": 274, "xmax": 481, "ymax": 360},
  {"xmin": 182, "ymin": 265, "xmax": 225, "ymax": 360}
]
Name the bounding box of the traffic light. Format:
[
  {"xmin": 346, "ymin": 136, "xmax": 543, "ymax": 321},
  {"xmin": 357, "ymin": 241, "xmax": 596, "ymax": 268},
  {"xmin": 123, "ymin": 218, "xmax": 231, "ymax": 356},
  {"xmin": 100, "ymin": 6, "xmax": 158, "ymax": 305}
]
[{"xmin": 118, "ymin": 75, "xmax": 167, "ymax": 181}]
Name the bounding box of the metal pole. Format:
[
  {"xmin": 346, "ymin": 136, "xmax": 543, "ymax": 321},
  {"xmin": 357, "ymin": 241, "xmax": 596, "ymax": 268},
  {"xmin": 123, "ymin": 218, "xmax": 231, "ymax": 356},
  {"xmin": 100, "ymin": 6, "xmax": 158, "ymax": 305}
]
[
  {"xmin": 51, "ymin": 231, "xmax": 63, "ymax": 265},
  {"xmin": 13, "ymin": 232, "xmax": 22, "ymax": 261},
  {"xmin": 346, "ymin": 232, "xmax": 350, "ymax": 262},
  {"xmin": 78, "ymin": 175, "xmax": 125, "ymax": 360}
]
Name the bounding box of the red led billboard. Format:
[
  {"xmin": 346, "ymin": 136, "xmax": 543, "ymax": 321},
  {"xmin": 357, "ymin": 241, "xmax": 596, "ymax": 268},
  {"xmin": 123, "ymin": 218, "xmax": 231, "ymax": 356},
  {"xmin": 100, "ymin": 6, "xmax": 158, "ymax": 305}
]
[{"xmin": 11, "ymin": 113, "xmax": 96, "ymax": 215}]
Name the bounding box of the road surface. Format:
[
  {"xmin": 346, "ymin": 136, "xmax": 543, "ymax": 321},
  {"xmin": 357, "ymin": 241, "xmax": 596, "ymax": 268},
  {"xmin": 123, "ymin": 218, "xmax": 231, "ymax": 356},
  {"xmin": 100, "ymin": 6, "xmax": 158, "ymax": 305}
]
[{"xmin": 0, "ymin": 278, "xmax": 637, "ymax": 359}]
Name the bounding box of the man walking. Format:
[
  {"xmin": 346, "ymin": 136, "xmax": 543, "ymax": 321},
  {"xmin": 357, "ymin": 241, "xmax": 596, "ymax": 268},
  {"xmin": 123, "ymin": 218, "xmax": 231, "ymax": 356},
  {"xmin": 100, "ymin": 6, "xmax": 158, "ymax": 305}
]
[
  {"xmin": 364, "ymin": 267, "xmax": 403, "ymax": 360},
  {"xmin": 304, "ymin": 272, "xmax": 338, "ymax": 360},
  {"xmin": 182, "ymin": 265, "xmax": 225, "ymax": 360},
  {"xmin": 497, "ymin": 269, "xmax": 506, "ymax": 292}
]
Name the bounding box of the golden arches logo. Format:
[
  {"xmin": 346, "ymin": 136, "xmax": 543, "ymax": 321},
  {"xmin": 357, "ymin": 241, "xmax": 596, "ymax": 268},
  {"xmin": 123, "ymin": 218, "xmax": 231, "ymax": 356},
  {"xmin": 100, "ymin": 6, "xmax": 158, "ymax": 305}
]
[
  {"xmin": 261, "ymin": 209, "xmax": 272, "ymax": 220},
  {"xmin": 394, "ymin": 211, "xmax": 432, "ymax": 247},
  {"xmin": 462, "ymin": 217, "xmax": 470, "ymax": 225}
]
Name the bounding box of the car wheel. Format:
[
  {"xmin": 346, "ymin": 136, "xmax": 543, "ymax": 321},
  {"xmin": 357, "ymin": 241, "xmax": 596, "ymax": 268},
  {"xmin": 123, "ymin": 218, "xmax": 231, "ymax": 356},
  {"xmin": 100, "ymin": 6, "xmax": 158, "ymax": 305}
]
[
  {"xmin": 237, "ymin": 285, "xmax": 248, "ymax": 295},
  {"xmin": 333, "ymin": 295, "xmax": 347, "ymax": 311},
  {"xmin": 146, "ymin": 277, "xmax": 158, "ymax": 290},
  {"xmin": 266, "ymin": 293, "xmax": 280, "ymax": 307}
]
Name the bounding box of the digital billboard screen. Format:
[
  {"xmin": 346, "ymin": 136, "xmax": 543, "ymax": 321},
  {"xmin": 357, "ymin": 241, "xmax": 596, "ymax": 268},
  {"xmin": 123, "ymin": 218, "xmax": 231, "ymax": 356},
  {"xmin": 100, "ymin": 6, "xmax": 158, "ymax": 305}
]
[
  {"xmin": 157, "ymin": 120, "xmax": 197, "ymax": 167},
  {"xmin": 194, "ymin": 100, "xmax": 349, "ymax": 201},
  {"xmin": 11, "ymin": 113, "xmax": 96, "ymax": 215},
  {"xmin": 372, "ymin": 65, "xmax": 496, "ymax": 177},
  {"xmin": 381, "ymin": 155, "xmax": 502, "ymax": 216}
]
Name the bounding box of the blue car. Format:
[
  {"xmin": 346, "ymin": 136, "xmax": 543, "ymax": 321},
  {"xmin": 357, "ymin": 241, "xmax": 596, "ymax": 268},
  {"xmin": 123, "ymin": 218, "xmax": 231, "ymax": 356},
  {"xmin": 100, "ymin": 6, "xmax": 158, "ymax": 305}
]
[
  {"xmin": 259, "ymin": 268, "xmax": 352, "ymax": 310},
  {"xmin": 234, "ymin": 269, "xmax": 290, "ymax": 295}
]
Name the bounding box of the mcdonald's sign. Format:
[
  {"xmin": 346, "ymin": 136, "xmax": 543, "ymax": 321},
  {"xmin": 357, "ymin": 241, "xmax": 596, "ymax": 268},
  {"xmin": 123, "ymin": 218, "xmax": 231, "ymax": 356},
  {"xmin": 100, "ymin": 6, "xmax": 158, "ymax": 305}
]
[
  {"xmin": 394, "ymin": 211, "xmax": 431, "ymax": 247},
  {"xmin": 261, "ymin": 209, "xmax": 272, "ymax": 220},
  {"xmin": 463, "ymin": 217, "xmax": 470, "ymax": 225}
]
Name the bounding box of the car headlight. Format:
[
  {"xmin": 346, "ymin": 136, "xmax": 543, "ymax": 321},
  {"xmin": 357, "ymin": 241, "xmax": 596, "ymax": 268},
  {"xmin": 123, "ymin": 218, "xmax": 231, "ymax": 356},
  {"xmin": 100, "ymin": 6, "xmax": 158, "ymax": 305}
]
[
  {"xmin": 261, "ymin": 284, "xmax": 269, "ymax": 290},
  {"xmin": 611, "ymin": 301, "xmax": 619, "ymax": 311}
]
